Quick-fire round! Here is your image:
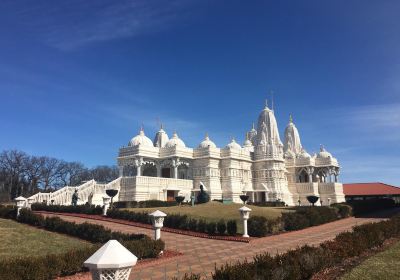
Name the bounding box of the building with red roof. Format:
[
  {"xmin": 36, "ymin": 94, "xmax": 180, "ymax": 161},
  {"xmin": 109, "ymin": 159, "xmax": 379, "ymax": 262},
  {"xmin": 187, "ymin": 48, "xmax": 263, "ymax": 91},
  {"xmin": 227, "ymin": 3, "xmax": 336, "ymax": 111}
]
[{"xmin": 343, "ymin": 183, "xmax": 400, "ymax": 203}]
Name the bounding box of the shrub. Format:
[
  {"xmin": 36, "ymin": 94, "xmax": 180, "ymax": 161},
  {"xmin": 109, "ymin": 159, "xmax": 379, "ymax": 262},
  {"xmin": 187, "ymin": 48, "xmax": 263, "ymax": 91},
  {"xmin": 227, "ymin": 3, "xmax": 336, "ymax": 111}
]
[
  {"xmin": 331, "ymin": 203, "xmax": 353, "ymax": 218},
  {"xmin": 209, "ymin": 214, "xmax": 400, "ymax": 280},
  {"xmin": 197, "ymin": 219, "xmax": 207, "ymax": 233},
  {"xmin": 0, "ymin": 206, "xmax": 17, "ymax": 219},
  {"xmin": 348, "ymin": 198, "xmax": 396, "ymax": 216},
  {"xmin": 247, "ymin": 201, "xmax": 286, "ymax": 207},
  {"xmin": 227, "ymin": 220, "xmax": 237, "ymax": 235},
  {"xmin": 248, "ymin": 216, "xmax": 268, "ymax": 237},
  {"xmin": 282, "ymin": 206, "xmax": 339, "ymax": 231},
  {"xmin": 0, "ymin": 246, "xmax": 96, "ymax": 280},
  {"xmin": 187, "ymin": 219, "xmax": 198, "ymax": 231},
  {"xmin": 206, "ymin": 222, "xmax": 216, "ymax": 235},
  {"xmin": 114, "ymin": 200, "xmax": 178, "ymax": 208},
  {"xmin": 217, "ymin": 219, "xmax": 226, "ymax": 235},
  {"xmin": 31, "ymin": 204, "xmax": 103, "ymax": 215}
]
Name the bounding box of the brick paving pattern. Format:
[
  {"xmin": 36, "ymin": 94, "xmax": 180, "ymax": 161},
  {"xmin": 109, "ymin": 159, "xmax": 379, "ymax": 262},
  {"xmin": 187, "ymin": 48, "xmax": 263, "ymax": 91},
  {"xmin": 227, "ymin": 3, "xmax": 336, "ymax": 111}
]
[{"xmin": 47, "ymin": 213, "xmax": 384, "ymax": 280}]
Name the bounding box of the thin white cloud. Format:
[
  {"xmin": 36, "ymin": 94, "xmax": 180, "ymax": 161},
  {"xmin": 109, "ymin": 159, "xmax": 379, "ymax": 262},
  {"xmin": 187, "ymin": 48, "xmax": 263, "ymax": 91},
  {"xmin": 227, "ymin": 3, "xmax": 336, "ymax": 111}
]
[{"xmin": 4, "ymin": 0, "xmax": 197, "ymax": 50}]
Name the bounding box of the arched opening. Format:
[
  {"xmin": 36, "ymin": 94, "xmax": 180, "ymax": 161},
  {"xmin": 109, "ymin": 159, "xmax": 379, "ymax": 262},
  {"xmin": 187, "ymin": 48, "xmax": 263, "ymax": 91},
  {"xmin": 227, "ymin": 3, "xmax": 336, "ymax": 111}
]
[
  {"xmin": 297, "ymin": 169, "xmax": 309, "ymax": 183},
  {"xmin": 178, "ymin": 165, "xmax": 189, "ymax": 179},
  {"xmin": 142, "ymin": 163, "xmax": 157, "ymax": 177}
]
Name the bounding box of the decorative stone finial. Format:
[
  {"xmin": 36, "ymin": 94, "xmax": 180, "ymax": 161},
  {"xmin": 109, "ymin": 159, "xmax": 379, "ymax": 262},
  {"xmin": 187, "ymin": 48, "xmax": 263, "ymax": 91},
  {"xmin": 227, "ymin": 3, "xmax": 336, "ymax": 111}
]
[{"xmin": 289, "ymin": 114, "xmax": 293, "ymax": 123}]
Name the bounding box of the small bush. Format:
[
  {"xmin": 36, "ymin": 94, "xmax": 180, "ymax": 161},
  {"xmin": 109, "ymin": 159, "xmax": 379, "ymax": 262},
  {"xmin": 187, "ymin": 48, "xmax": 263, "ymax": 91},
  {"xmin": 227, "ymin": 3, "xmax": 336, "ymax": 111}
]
[
  {"xmin": 197, "ymin": 219, "xmax": 207, "ymax": 233},
  {"xmin": 331, "ymin": 203, "xmax": 353, "ymax": 218},
  {"xmin": 206, "ymin": 222, "xmax": 216, "ymax": 235},
  {"xmin": 187, "ymin": 219, "xmax": 198, "ymax": 231},
  {"xmin": 217, "ymin": 219, "xmax": 227, "ymax": 235},
  {"xmin": 209, "ymin": 214, "xmax": 400, "ymax": 280},
  {"xmin": 248, "ymin": 216, "xmax": 268, "ymax": 237},
  {"xmin": 247, "ymin": 201, "xmax": 286, "ymax": 207},
  {"xmin": 227, "ymin": 220, "xmax": 237, "ymax": 235},
  {"xmin": 31, "ymin": 204, "xmax": 103, "ymax": 215}
]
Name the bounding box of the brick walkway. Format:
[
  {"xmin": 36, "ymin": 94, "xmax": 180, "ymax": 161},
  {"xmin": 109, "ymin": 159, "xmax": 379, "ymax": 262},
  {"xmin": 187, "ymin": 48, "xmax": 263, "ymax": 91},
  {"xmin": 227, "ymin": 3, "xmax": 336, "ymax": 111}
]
[{"xmin": 45, "ymin": 213, "xmax": 385, "ymax": 280}]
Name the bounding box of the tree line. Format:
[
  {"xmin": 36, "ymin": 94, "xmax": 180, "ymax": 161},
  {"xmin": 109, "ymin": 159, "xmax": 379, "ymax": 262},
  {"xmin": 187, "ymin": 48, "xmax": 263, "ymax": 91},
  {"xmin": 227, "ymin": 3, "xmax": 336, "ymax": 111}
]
[{"xmin": 0, "ymin": 149, "xmax": 118, "ymax": 201}]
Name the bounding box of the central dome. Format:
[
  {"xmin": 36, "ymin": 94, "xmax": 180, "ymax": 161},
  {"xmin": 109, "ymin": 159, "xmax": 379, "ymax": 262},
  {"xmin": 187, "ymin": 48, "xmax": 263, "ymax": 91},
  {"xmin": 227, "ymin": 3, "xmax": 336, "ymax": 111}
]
[
  {"xmin": 198, "ymin": 134, "xmax": 217, "ymax": 148},
  {"xmin": 129, "ymin": 128, "xmax": 154, "ymax": 147},
  {"xmin": 165, "ymin": 132, "xmax": 186, "ymax": 148},
  {"xmin": 226, "ymin": 138, "xmax": 241, "ymax": 150}
]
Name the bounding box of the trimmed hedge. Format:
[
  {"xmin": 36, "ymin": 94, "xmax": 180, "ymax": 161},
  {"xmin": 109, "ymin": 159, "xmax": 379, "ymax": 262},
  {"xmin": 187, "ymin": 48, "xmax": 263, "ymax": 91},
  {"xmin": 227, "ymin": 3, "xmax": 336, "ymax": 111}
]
[
  {"xmin": 347, "ymin": 198, "xmax": 396, "ymax": 216},
  {"xmin": 107, "ymin": 209, "xmax": 239, "ymax": 236},
  {"xmin": 114, "ymin": 200, "xmax": 179, "ymax": 208},
  {"xmin": 0, "ymin": 207, "xmax": 165, "ymax": 279},
  {"xmin": 247, "ymin": 201, "xmax": 286, "ymax": 207},
  {"xmin": 210, "ymin": 214, "xmax": 400, "ymax": 280},
  {"xmin": 248, "ymin": 216, "xmax": 282, "ymax": 237},
  {"xmin": 18, "ymin": 209, "xmax": 147, "ymax": 243},
  {"xmin": 31, "ymin": 203, "xmax": 103, "ymax": 215},
  {"xmin": 0, "ymin": 246, "xmax": 97, "ymax": 280},
  {"xmin": 282, "ymin": 206, "xmax": 340, "ymax": 231}
]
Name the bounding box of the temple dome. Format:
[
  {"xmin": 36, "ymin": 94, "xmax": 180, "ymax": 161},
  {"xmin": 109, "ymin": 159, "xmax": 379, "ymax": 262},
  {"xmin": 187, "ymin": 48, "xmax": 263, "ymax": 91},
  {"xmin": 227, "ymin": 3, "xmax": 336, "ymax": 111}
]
[
  {"xmin": 165, "ymin": 132, "xmax": 186, "ymax": 148},
  {"xmin": 317, "ymin": 145, "xmax": 332, "ymax": 159},
  {"xmin": 226, "ymin": 139, "xmax": 241, "ymax": 150},
  {"xmin": 297, "ymin": 148, "xmax": 311, "ymax": 159},
  {"xmin": 129, "ymin": 128, "xmax": 154, "ymax": 147},
  {"xmin": 284, "ymin": 149, "xmax": 295, "ymax": 159},
  {"xmin": 198, "ymin": 134, "xmax": 216, "ymax": 149},
  {"xmin": 153, "ymin": 125, "xmax": 169, "ymax": 148}
]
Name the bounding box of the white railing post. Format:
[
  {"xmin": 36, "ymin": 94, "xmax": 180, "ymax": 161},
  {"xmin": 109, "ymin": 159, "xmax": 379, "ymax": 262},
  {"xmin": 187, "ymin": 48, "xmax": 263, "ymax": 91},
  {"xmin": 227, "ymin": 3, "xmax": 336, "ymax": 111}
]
[
  {"xmin": 14, "ymin": 196, "xmax": 27, "ymax": 218},
  {"xmin": 149, "ymin": 210, "xmax": 167, "ymax": 240},
  {"xmin": 103, "ymin": 196, "xmax": 111, "ymax": 216},
  {"xmin": 27, "ymin": 198, "xmax": 35, "ymax": 209},
  {"xmin": 84, "ymin": 240, "xmax": 137, "ymax": 280},
  {"xmin": 239, "ymin": 206, "xmax": 252, "ymax": 238}
]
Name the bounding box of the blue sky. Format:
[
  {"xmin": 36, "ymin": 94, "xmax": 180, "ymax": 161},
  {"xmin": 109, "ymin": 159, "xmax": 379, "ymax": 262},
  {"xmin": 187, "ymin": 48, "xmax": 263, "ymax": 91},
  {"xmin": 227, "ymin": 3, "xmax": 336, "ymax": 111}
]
[{"xmin": 0, "ymin": 1, "xmax": 399, "ymax": 185}]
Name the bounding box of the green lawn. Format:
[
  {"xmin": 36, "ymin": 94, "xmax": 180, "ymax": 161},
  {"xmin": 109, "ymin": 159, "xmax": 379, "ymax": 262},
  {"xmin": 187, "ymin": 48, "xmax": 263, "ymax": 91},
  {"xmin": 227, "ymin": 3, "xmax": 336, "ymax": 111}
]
[
  {"xmin": 126, "ymin": 201, "xmax": 291, "ymax": 233},
  {"xmin": 341, "ymin": 240, "xmax": 400, "ymax": 280},
  {"xmin": 0, "ymin": 218, "xmax": 91, "ymax": 258}
]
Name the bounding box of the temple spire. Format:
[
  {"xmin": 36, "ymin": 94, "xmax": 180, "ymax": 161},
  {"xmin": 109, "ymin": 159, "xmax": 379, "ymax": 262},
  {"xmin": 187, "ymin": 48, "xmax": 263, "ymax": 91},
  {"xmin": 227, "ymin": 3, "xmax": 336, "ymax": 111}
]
[{"xmin": 289, "ymin": 114, "xmax": 293, "ymax": 123}]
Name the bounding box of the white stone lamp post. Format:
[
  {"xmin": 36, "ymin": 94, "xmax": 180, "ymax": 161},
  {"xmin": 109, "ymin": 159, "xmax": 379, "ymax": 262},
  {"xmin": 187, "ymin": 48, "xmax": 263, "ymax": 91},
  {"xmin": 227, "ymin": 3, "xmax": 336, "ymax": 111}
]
[
  {"xmin": 84, "ymin": 240, "xmax": 137, "ymax": 280},
  {"xmin": 27, "ymin": 198, "xmax": 35, "ymax": 209},
  {"xmin": 239, "ymin": 206, "xmax": 252, "ymax": 238},
  {"xmin": 328, "ymin": 197, "xmax": 331, "ymax": 206},
  {"xmin": 149, "ymin": 210, "xmax": 167, "ymax": 240},
  {"xmin": 14, "ymin": 196, "xmax": 26, "ymax": 217},
  {"xmin": 103, "ymin": 196, "xmax": 111, "ymax": 216}
]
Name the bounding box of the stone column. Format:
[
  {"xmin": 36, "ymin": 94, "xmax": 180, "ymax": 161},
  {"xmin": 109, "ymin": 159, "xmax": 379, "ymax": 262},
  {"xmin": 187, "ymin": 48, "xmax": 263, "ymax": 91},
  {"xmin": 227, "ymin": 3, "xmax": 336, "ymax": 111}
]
[
  {"xmin": 118, "ymin": 166, "xmax": 124, "ymax": 177},
  {"xmin": 307, "ymin": 167, "xmax": 314, "ymax": 183},
  {"xmin": 156, "ymin": 164, "xmax": 162, "ymax": 177}
]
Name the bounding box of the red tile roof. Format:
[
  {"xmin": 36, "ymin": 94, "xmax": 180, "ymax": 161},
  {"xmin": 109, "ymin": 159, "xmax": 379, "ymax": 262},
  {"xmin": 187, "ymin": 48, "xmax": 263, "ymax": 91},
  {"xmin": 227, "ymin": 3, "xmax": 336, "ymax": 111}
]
[{"xmin": 343, "ymin": 183, "xmax": 400, "ymax": 196}]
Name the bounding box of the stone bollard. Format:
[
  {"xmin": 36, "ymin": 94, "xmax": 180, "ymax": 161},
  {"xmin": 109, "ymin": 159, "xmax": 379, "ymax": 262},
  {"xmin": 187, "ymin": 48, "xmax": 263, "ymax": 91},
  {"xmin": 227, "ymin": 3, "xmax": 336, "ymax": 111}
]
[
  {"xmin": 149, "ymin": 210, "xmax": 167, "ymax": 240},
  {"xmin": 103, "ymin": 196, "xmax": 111, "ymax": 216},
  {"xmin": 239, "ymin": 206, "xmax": 252, "ymax": 238},
  {"xmin": 328, "ymin": 197, "xmax": 331, "ymax": 206},
  {"xmin": 84, "ymin": 240, "xmax": 137, "ymax": 280},
  {"xmin": 27, "ymin": 198, "xmax": 35, "ymax": 209},
  {"xmin": 14, "ymin": 196, "xmax": 27, "ymax": 218}
]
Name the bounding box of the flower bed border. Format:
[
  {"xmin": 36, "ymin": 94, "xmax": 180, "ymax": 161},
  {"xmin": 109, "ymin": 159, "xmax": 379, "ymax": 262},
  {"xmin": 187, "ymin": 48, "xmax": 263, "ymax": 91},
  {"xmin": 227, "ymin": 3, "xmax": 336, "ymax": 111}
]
[{"xmin": 34, "ymin": 211, "xmax": 252, "ymax": 243}]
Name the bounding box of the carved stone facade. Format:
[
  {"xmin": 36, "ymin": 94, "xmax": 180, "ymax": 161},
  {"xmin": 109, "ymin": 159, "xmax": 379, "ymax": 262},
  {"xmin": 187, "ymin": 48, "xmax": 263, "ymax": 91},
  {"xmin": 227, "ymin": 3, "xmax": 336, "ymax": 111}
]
[
  {"xmin": 29, "ymin": 102, "xmax": 345, "ymax": 206},
  {"xmin": 116, "ymin": 102, "xmax": 345, "ymax": 205}
]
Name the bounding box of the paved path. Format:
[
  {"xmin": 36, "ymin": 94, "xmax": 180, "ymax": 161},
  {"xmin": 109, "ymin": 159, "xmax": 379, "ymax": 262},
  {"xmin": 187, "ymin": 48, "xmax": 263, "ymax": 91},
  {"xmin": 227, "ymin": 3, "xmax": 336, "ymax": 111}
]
[{"xmin": 45, "ymin": 213, "xmax": 385, "ymax": 280}]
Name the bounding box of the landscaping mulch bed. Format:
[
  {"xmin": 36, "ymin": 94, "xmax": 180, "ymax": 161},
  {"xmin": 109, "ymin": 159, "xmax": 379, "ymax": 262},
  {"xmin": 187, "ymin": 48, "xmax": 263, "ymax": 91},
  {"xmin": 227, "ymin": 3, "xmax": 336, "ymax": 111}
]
[
  {"xmin": 56, "ymin": 249, "xmax": 183, "ymax": 280},
  {"xmin": 311, "ymin": 237, "xmax": 400, "ymax": 280},
  {"xmin": 34, "ymin": 211, "xmax": 252, "ymax": 243}
]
